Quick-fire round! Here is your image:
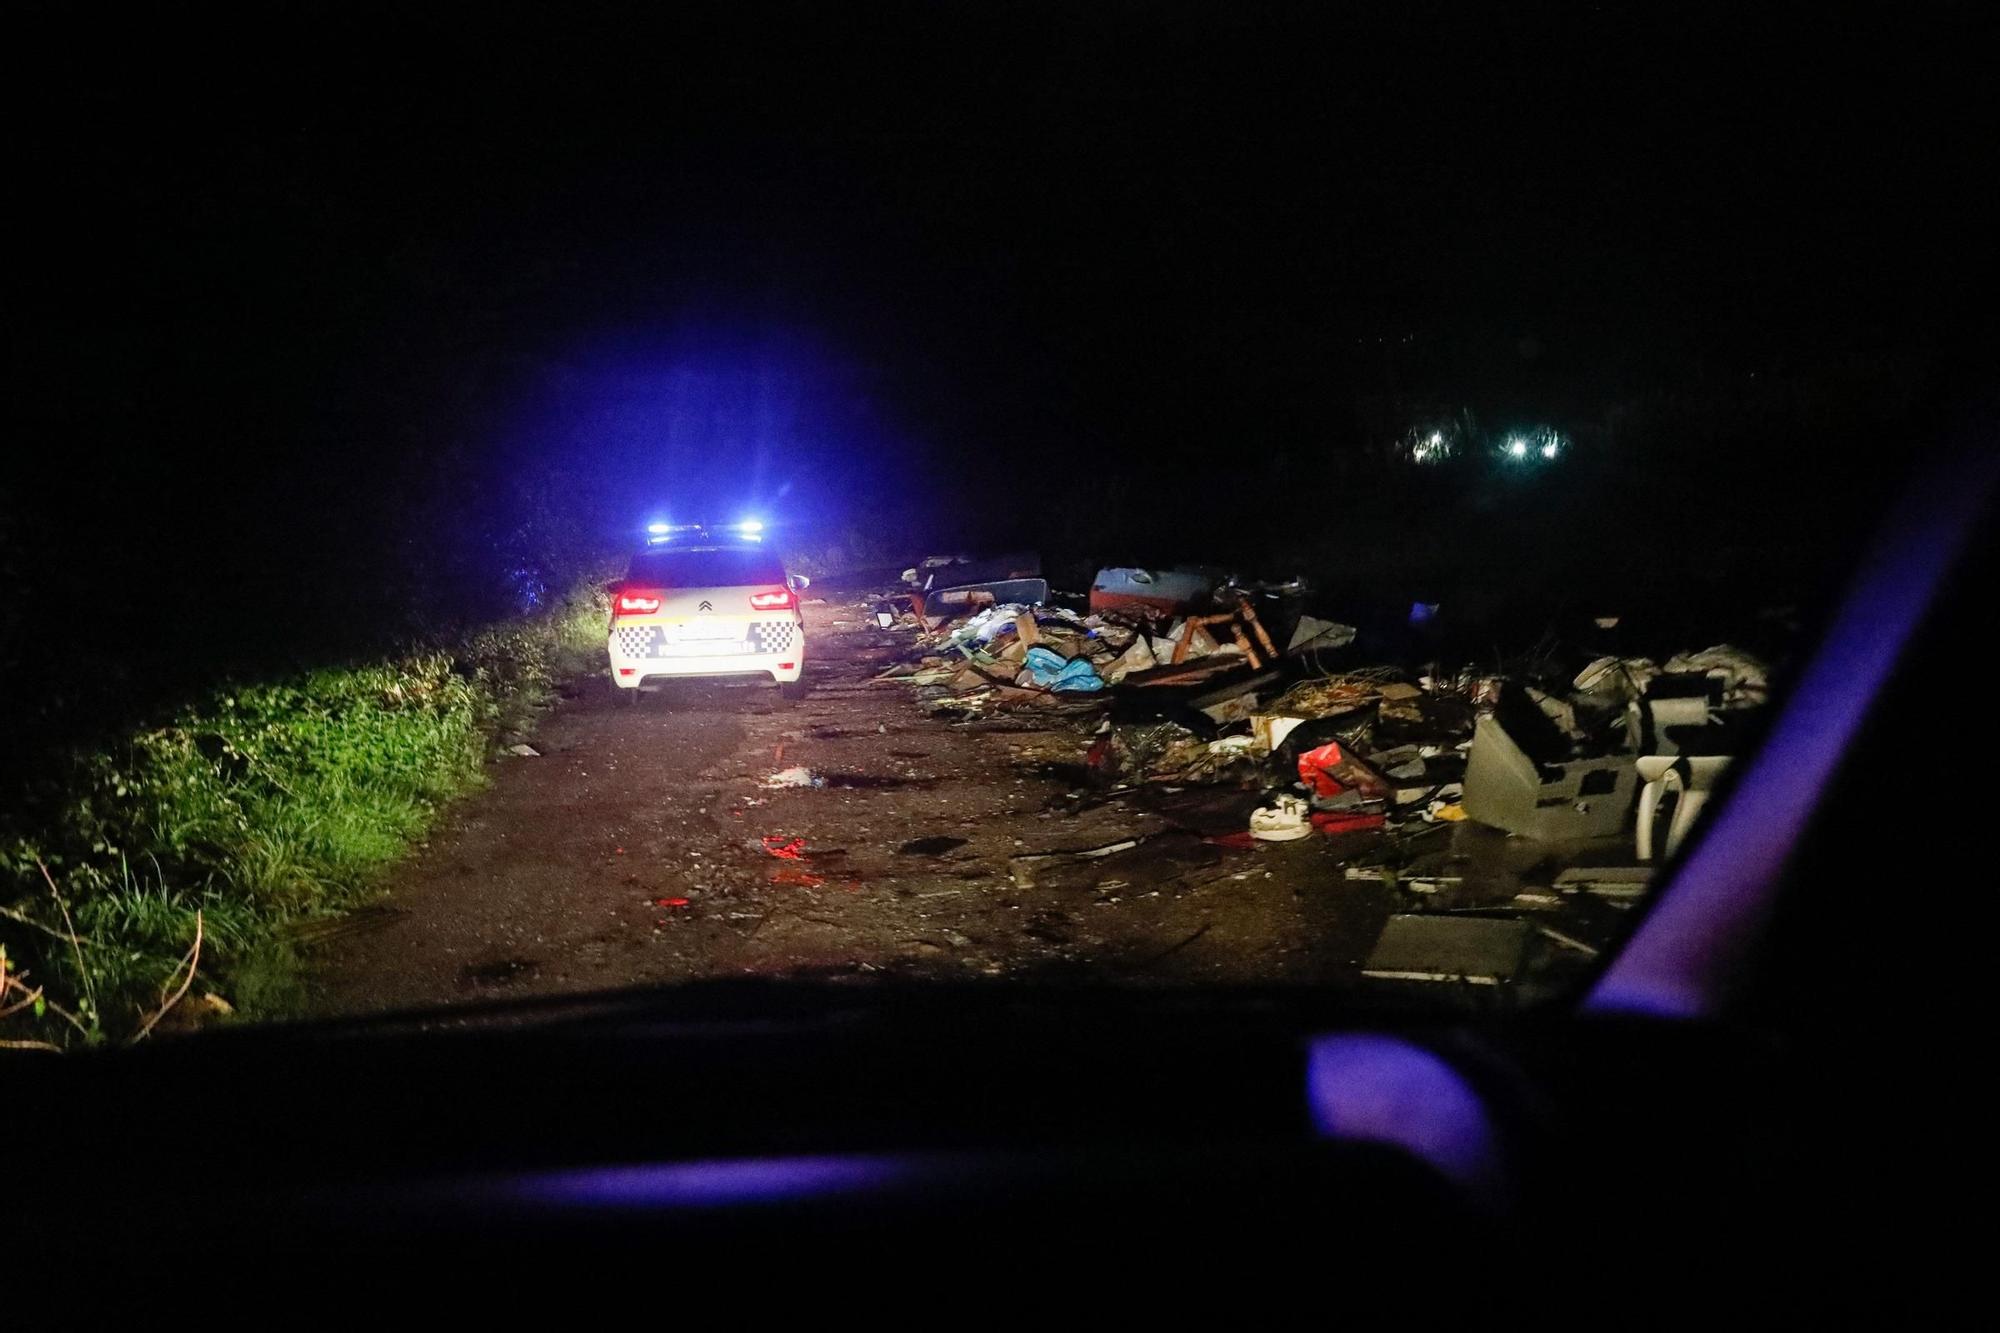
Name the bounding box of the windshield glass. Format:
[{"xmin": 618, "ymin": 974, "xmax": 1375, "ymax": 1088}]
[
  {"xmin": 2, "ymin": 5, "xmax": 1975, "ymax": 1047},
  {"xmin": 627, "ymin": 549, "xmax": 787, "ymax": 588}
]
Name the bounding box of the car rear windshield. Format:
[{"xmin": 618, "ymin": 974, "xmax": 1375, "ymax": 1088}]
[{"xmin": 625, "ymin": 549, "xmax": 786, "ymax": 588}]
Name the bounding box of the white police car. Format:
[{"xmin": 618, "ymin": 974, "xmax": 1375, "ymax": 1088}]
[{"xmin": 607, "ymin": 526, "xmax": 809, "ymax": 701}]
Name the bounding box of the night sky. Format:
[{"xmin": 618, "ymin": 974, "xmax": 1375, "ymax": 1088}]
[{"xmin": 5, "ymin": 2, "xmax": 1986, "ymax": 730}]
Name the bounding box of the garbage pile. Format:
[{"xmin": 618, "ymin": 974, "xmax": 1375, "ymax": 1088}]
[
  {"xmin": 867, "ymin": 553, "xmax": 1773, "ymax": 868},
  {"xmin": 871, "ymin": 556, "xmax": 1317, "ymax": 718}
]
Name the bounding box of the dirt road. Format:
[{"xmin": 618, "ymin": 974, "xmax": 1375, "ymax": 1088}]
[{"xmin": 312, "ymin": 594, "xmax": 1403, "ymax": 1017}]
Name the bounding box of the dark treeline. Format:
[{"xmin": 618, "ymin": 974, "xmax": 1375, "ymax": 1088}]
[{"xmin": 4, "ymin": 4, "xmax": 1982, "ymax": 759}]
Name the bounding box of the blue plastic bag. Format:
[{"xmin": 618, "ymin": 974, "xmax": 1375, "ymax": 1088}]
[{"xmin": 1023, "ymin": 645, "xmax": 1104, "ymax": 692}]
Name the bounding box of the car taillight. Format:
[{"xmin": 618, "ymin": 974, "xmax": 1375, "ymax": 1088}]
[
  {"xmin": 614, "ymin": 589, "xmax": 664, "ymax": 616},
  {"xmin": 748, "ymin": 588, "xmax": 795, "ymax": 611}
]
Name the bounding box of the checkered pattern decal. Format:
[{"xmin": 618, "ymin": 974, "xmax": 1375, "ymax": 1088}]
[
  {"xmin": 615, "ymin": 621, "xmax": 795, "ymax": 658},
  {"xmin": 615, "ymin": 625, "xmax": 664, "ymax": 657},
  {"xmin": 750, "ymin": 620, "xmax": 797, "ymax": 654}
]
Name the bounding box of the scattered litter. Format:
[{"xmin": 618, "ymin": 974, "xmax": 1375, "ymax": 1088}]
[
  {"xmin": 505, "ymin": 743, "xmax": 540, "ymax": 757},
  {"xmin": 1200, "ymin": 692, "xmax": 1263, "ymax": 724},
  {"xmin": 1536, "ymin": 924, "xmax": 1600, "ymax": 956},
  {"xmin": 1574, "ymin": 655, "xmax": 1658, "ymax": 704},
  {"xmin": 1663, "ymin": 644, "xmax": 1769, "ymax": 710},
  {"xmin": 1310, "ymin": 811, "xmax": 1387, "ymax": 836},
  {"xmin": 1102, "ymin": 636, "xmax": 1160, "ymax": 684},
  {"xmin": 1553, "ymin": 866, "xmax": 1656, "ymax": 898},
  {"xmin": 1295, "ymin": 741, "xmax": 1393, "ymax": 802},
  {"xmin": 846, "ymin": 561, "xmax": 1775, "ymax": 986},
  {"xmin": 1007, "ymin": 837, "xmax": 1144, "ymax": 887},
  {"xmin": 1361, "ymin": 915, "xmax": 1532, "ymax": 986},
  {"xmin": 1249, "ymin": 795, "xmax": 1312, "ymax": 842},
  {"xmin": 1287, "ymin": 615, "xmax": 1358, "ymax": 655},
  {"xmin": 762, "ymin": 766, "xmax": 823, "ymax": 789},
  {"xmin": 1252, "ymin": 713, "xmax": 1308, "ymax": 752},
  {"xmin": 1021, "ymin": 645, "xmax": 1104, "ymax": 692},
  {"xmin": 761, "ymin": 835, "xmax": 808, "ymax": 860}
]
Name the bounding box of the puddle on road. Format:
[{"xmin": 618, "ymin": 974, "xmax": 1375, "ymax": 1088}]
[
  {"xmin": 1023, "ymin": 908, "xmax": 1074, "ymax": 945},
  {"xmin": 898, "ymin": 835, "xmax": 969, "ymax": 856},
  {"xmin": 1023, "ymin": 759, "xmax": 1096, "ymax": 788}
]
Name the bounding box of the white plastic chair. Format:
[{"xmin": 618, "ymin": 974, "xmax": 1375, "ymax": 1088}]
[{"xmin": 1635, "ymin": 755, "xmax": 1733, "ymax": 861}]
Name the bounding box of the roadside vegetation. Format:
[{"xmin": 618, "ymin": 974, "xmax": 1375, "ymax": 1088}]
[{"xmin": 1, "ymin": 583, "xmax": 609, "ymax": 1048}]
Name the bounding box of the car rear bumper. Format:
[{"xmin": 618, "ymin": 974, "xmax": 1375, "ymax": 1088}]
[{"xmin": 608, "ymin": 647, "xmax": 804, "ymax": 687}]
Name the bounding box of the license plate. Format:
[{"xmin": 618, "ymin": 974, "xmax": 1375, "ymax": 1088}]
[{"xmin": 673, "ymin": 620, "xmax": 742, "ymax": 641}]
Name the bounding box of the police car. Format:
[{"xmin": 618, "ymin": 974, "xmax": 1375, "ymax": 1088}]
[{"xmin": 607, "ymin": 522, "xmax": 809, "ymax": 702}]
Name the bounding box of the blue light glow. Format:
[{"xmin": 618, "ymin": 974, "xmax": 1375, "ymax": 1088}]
[
  {"xmin": 512, "ymin": 1154, "xmax": 917, "ymax": 1210},
  {"xmin": 1307, "ymin": 1035, "xmax": 1504, "ymax": 1206}
]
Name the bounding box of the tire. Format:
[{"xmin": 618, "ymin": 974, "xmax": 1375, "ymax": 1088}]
[
  {"xmin": 779, "ymin": 678, "xmax": 809, "ymax": 703},
  {"xmin": 616, "ymin": 685, "xmax": 640, "ymax": 707}
]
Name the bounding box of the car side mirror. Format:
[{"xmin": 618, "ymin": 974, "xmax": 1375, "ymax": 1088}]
[{"xmin": 788, "ymin": 574, "xmax": 811, "ymax": 591}]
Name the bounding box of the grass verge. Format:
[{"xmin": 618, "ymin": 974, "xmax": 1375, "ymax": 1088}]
[{"xmin": 0, "ymin": 583, "xmax": 608, "ymax": 1046}]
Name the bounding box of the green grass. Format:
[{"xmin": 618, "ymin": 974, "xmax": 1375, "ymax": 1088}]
[{"xmin": 0, "ymin": 581, "xmax": 609, "ymax": 1045}]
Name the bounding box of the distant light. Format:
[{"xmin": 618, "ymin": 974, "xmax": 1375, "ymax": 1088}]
[
  {"xmin": 1404, "ymin": 425, "xmax": 1455, "ymax": 465},
  {"xmin": 1540, "ymin": 443, "xmax": 1559, "ymax": 459},
  {"xmin": 1508, "ymin": 439, "xmax": 1528, "ymax": 458}
]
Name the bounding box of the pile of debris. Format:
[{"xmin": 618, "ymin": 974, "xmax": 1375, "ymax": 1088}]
[
  {"xmin": 871, "ymin": 557, "xmax": 1320, "ymax": 716},
  {"xmin": 867, "ymin": 550, "xmax": 1773, "ymax": 868},
  {"xmin": 854, "ymin": 550, "xmax": 1786, "ymax": 1000}
]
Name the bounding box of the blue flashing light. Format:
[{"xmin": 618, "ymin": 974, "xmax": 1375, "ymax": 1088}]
[
  {"xmin": 646, "ymin": 521, "xmax": 672, "ymax": 535},
  {"xmin": 736, "ymin": 518, "xmax": 764, "ymax": 534}
]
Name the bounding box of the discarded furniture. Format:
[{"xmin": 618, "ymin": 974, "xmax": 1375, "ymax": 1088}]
[
  {"xmin": 923, "ymin": 578, "xmax": 1048, "ymax": 618},
  {"xmin": 1634, "ymin": 754, "xmax": 1733, "ymax": 861},
  {"xmin": 1623, "ymin": 691, "xmax": 1710, "ymax": 753},
  {"xmin": 1461, "ymin": 706, "xmax": 1639, "ymax": 840},
  {"xmin": 922, "ymin": 552, "xmax": 1047, "ymax": 619},
  {"xmin": 1089, "ymin": 567, "xmax": 1216, "ymax": 616}
]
